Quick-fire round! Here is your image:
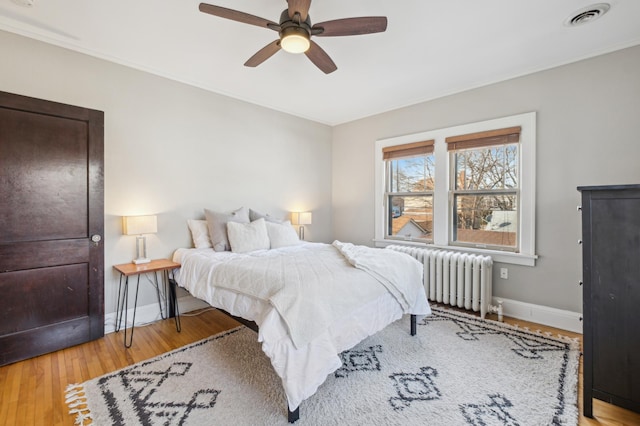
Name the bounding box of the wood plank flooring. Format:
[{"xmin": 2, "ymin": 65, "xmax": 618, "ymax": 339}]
[{"xmin": 1, "ymin": 307, "xmax": 639, "ymax": 425}]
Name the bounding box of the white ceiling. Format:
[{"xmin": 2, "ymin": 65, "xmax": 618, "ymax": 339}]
[{"xmin": 1, "ymin": 0, "xmax": 639, "ymax": 125}]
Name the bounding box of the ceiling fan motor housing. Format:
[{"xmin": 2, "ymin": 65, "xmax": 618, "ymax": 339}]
[
  {"xmin": 280, "ymin": 26, "xmax": 309, "ymax": 40},
  {"xmin": 279, "ymin": 9, "xmax": 311, "ymax": 34}
]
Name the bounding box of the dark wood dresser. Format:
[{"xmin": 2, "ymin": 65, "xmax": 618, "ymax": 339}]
[{"xmin": 578, "ymin": 184, "xmax": 640, "ymax": 416}]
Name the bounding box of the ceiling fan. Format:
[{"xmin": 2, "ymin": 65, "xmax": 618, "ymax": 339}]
[{"xmin": 198, "ymin": 1, "xmax": 388, "ymax": 74}]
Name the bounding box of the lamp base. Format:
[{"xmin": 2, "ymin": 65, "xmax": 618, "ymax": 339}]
[{"xmin": 132, "ymin": 257, "xmax": 151, "ymax": 265}]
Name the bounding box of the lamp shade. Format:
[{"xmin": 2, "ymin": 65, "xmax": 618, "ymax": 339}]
[
  {"xmin": 122, "ymin": 215, "xmax": 157, "ymax": 235},
  {"xmin": 291, "ymin": 211, "xmax": 312, "ymax": 226}
]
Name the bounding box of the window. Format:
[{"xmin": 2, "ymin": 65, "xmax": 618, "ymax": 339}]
[
  {"xmin": 447, "ymin": 126, "xmax": 520, "ymax": 251},
  {"xmin": 383, "ymin": 140, "xmax": 435, "ymax": 242},
  {"xmin": 374, "ymin": 112, "xmax": 536, "ymax": 266}
]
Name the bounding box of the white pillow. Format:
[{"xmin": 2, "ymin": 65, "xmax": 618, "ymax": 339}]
[
  {"xmin": 227, "ymin": 218, "xmax": 270, "ymax": 253},
  {"xmin": 187, "ymin": 219, "xmax": 212, "ymax": 249},
  {"xmin": 205, "ymin": 207, "xmax": 250, "ymax": 252},
  {"xmin": 266, "ymin": 220, "xmax": 300, "ymax": 249}
]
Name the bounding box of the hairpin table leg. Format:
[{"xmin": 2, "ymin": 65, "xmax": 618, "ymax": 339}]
[{"xmin": 113, "ymin": 259, "xmax": 181, "ymax": 347}]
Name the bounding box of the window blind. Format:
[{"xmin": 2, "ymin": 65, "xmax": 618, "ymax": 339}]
[
  {"xmin": 445, "ymin": 126, "xmax": 521, "ymax": 151},
  {"xmin": 382, "ymin": 140, "xmax": 434, "ymax": 160}
]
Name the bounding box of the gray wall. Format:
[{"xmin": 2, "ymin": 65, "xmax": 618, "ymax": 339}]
[
  {"xmin": 0, "ymin": 30, "xmax": 333, "ymax": 316},
  {"xmin": 332, "ymin": 45, "xmax": 640, "ymax": 314}
]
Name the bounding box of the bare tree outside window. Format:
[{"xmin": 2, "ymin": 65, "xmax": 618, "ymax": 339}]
[{"xmin": 452, "ymin": 144, "xmax": 519, "ymax": 250}]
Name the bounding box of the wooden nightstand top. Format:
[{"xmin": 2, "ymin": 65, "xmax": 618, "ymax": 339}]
[{"xmin": 113, "ymin": 259, "xmax": 180, "ymax": 276}]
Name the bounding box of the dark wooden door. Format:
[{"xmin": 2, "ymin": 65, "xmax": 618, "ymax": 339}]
[{"xmin": 0, "ymin": 91, "xmax": 104, "ymax": 366}]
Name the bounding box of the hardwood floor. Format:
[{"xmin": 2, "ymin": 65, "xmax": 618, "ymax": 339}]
[{"xmin": 1, "ymin": 307, "xmax": 638, "ymax": 425}]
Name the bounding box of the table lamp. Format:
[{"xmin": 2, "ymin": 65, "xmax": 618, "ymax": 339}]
[
  {"xmin": 122, "ymin": 215, "xmax": 157, "ymax": 264},
  {"xmin": 291, "ymin": 211, "xmax": 312, "ymax": 240}
]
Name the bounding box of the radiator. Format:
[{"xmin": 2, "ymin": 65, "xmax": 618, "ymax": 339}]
[{"xmin": 387, "ymin": 245, "xmax": 495, "ymax": 319}]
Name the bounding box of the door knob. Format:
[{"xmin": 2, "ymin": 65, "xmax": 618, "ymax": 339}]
[{"xmin": 91, "ymin": 234, "xmax": 102, "ymax": 246}]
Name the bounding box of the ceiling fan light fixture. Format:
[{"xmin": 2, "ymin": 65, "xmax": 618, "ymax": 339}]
[{"xmin": 280, "ymin": 27, "xmax": 310, "ymax": 54}]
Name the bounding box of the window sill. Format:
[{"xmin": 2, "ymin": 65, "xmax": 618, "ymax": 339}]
[{"xmin": 373, "ymin": 239, "xmax": 537, "ymax": 267}]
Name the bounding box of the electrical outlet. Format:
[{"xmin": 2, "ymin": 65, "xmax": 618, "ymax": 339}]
[{"xmin": 500, "ymin": 268, "xmax": 508, "ymax": 279}]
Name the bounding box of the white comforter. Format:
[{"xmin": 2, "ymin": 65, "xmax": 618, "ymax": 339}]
[{"xmin": 173, "ymin": 241, "xmax": 430, "ymax": 411}]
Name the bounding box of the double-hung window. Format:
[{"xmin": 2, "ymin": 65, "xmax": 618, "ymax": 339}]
[
  {"xmin": 375, "ymin": 112, "xmax": 536, "ymax": 266},
  {"xmin": 447, "ymin": 127, "xmax": 520, "ymax": 251},
  {"xmin": 383, "ymin": 140, "xmax": 435, "ymax": 242}
]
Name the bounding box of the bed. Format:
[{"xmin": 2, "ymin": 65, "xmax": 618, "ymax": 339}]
[{"xmin": 172, "ymin": 214, "xmax": 430, "ymax": 422}]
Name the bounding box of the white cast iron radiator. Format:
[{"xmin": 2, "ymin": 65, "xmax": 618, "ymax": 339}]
[{"xmin": 387, "ymin": 245, "xmax": 499, "ymax": 319}]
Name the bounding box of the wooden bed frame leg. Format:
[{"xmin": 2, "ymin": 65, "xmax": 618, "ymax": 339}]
[
  {"xmin": 410, "ymin": 314, "xmax": 417, "ymax": 336},
  {"xmin": 288, "ymin": 406, "xmax": 299, "ymax": 423}
]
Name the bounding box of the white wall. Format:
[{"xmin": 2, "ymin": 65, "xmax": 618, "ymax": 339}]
[
  {"xmin": 332, "ymin": 44, "xmax": 640, "ymax": 315},
  {"xmin": 0, "ymin": 30, "xmax": 332, "ymax": 316}
]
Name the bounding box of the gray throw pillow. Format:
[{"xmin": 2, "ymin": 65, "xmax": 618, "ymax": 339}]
[
  {"xmin": 205, "ymin": 206, "xmax": 250, "ymax": 252},
  {"xmin": 249, "ymin": 208, "xmax": 284, "ymax": 223}
]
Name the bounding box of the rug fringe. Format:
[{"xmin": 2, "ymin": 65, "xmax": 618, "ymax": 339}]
[{"xmin": 65, "ymin": 383, "xmax": 93, "ymax": 425}]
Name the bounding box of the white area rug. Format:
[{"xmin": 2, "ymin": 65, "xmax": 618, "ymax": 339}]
[{"xmin": 66, "ymin": 307, "xmax": 580, "ymax": 425}]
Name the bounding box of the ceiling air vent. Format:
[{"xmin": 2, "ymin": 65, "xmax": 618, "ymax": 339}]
[{"xmin": 565, "ymin": 3, "xmax": 610, "ymax": 27}]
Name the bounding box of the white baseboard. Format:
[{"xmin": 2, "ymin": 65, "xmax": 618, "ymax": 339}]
[
  {"xmin": 493, "ymin": 297, "xmax": 583, "ymax": 334},
  {"xmin": 104, "ymin": 295, "xmax": 211, "ymax": 334}
]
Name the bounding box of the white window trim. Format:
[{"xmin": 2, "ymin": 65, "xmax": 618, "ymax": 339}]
[{"xmin": 374, "ymin": 112, "xmax": 537, "ymax": 266}]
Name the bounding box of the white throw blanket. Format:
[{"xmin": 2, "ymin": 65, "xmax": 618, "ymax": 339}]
[
  {"xmin": 332, "ymin": 240, "xmax": 430, "ymax": 313},
  {"xmin": 210, "ymin": 241, "xmax": 429, "ymax": 349}
]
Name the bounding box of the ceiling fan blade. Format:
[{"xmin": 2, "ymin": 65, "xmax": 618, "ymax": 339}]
[
  {"xmin": 288, "ymin": 0, "xmax": 311, "ymax": 21},
  {"xmin": 244, "ymin": 40, "xmax": 282, "ymax": 67},
  {"xmin": 305, "ymin": 41, "xmax": 337, "ymax": 74},
  {"xmin": 199, "ymin": 3, "xmax": 279, "ymax": 31},
  {"xmin": 312, "ymin": 17, "xmax": 387, "ymax": 37}
]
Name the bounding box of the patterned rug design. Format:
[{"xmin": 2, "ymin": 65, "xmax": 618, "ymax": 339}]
[{"xmin": 66, "ymin": 307, "xmax": 580, "ymax": 425}]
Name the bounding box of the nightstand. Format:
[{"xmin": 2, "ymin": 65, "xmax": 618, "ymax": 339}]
[{"xmin": 113, "ymin": 259, "xmax": 181, "ymax": 348}]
